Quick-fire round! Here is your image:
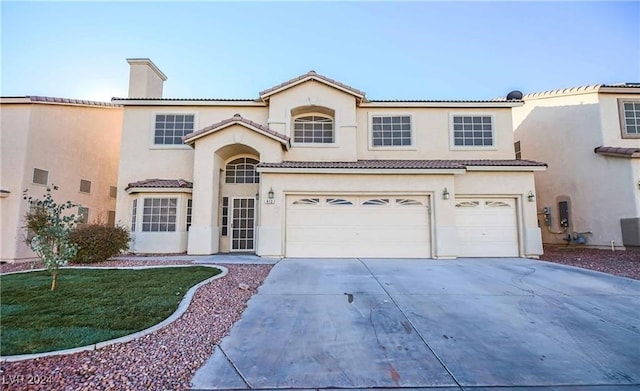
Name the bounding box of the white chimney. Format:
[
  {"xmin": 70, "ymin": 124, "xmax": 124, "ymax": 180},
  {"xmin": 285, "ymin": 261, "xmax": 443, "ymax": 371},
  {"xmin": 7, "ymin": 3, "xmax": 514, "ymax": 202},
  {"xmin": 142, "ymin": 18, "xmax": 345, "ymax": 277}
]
[{"xmin": 126, "ymin": 58, "xmax": 167, "ymax": 98}]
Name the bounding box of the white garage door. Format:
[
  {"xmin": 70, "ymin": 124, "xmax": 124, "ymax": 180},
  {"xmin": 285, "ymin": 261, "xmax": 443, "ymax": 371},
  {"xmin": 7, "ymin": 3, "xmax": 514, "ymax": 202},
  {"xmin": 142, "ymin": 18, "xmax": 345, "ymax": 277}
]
[
  {"xmin": 286, "ymin": 195, "xmax": 430, "ymax": 258},
  {"xmin": 455, "ymin": 198, "xmax": 519, "ymax": 257}
]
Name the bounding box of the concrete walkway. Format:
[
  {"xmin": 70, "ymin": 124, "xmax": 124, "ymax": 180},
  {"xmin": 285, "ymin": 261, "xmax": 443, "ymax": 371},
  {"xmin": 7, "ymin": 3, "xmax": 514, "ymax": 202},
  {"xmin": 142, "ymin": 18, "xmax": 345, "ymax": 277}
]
[{"xmin": 191, "ymin": 258, "xmax": 640, "ymax": 390}]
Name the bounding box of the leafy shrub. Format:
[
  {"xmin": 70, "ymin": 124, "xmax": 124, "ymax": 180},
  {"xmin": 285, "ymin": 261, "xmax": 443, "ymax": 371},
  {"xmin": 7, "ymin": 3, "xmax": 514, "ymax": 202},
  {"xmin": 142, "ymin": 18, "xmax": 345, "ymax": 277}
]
[{"xmin": 69, "ymin": 224, "xmax": 130, "ymax": 264}]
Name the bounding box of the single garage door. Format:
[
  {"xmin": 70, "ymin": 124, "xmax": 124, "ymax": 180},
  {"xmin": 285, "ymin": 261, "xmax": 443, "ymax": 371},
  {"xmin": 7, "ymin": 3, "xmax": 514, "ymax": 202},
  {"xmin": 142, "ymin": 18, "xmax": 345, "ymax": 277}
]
[
  {"xmin": 286, "ymin": 195, "xmax": 430, "ymax": 258},
  {"xmin": 455, "ymin": 198, "xmax": 519, "ymax": 257}
]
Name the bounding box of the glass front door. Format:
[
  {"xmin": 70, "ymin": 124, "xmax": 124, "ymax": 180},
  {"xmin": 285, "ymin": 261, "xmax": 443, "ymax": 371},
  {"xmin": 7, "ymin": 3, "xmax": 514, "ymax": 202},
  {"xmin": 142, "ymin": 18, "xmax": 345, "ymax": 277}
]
[{"xmin": 230, "ymin": 197, "xmax": 255, "ymax": 251}]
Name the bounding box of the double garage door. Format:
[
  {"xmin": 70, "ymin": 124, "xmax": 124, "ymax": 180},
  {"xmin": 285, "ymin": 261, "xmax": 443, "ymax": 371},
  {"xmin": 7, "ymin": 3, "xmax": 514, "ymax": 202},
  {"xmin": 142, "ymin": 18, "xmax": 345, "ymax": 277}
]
[{"xmin": 286, "ymin": 195, "xmax": 430, "ymax": 258}]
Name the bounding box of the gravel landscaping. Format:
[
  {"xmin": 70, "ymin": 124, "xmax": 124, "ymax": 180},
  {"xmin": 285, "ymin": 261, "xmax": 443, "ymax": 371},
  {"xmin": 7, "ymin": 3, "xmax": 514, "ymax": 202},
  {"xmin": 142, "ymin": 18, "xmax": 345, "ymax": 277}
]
[{"xmin": 0, "ymin": 247, "xmax": 637, "ymax": 390}]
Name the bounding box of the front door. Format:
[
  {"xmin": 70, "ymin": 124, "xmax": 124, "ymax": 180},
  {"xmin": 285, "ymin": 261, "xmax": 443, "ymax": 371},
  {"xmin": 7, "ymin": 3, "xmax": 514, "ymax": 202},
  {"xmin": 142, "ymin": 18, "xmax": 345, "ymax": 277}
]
[{"xmin": 230, "ymin": 197, "xmax": 255, "ymax": 251}]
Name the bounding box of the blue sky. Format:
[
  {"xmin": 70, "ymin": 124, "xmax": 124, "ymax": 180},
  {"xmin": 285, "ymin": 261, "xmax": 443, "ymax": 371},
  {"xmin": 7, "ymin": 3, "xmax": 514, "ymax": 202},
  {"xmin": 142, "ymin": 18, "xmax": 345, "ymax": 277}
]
[{"xmin": 1, "ymin": 1, "xmax": 638, "ymax": 101}]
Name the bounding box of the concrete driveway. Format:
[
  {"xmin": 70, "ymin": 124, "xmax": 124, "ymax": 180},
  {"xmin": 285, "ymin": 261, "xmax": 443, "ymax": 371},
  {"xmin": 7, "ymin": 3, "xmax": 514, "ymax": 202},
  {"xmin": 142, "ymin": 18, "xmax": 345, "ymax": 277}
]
[{"xmin": 191, "ymin": 258, "xmax": 640, "ymax": 390}]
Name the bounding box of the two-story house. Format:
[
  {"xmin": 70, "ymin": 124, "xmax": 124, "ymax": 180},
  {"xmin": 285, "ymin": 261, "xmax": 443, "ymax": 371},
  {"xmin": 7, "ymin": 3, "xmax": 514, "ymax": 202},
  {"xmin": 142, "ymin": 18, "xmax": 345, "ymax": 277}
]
[
  {"xmin": 513, "ymin": 84, "xmax": 640, "ymax": 250},
  {"xmin": 114, "ymin": 58, "xmax": 545, "ymax": 259},
  {"xmin": 1, "ymin": 96, "xmax": 123, "ymax": 262}
]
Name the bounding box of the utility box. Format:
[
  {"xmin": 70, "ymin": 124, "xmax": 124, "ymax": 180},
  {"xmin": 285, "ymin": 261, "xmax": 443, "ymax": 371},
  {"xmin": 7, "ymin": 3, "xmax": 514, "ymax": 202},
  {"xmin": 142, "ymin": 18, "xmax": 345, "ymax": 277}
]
[{"xmin": 620, "ymin": 218, "xmax": 640, "ymax": 247}]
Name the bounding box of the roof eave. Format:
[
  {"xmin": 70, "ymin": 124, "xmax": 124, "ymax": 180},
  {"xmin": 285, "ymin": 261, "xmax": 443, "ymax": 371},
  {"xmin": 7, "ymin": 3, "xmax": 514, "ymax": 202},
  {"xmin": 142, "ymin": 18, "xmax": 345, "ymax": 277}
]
[
  {"xmin": 360, "ymin": 101, "xmax": 523, "ymax": 108},
  {"xmin": 464, "ymin": 165, "xmax": 547, "ymax": 172},
  {"xmin": 259, "ymin": 76, "xmax": 365, "ymax": 103},
  {"xmin": 257, "ymin": 167, "xmax": 466, "ymax": 175},
  {"xmin": 125, "ymin": 187, "xmax": 193, "ymax": 194},
  {"xmin": 183, "ymin": 121, "xmax": 290, "ymax": 150}
]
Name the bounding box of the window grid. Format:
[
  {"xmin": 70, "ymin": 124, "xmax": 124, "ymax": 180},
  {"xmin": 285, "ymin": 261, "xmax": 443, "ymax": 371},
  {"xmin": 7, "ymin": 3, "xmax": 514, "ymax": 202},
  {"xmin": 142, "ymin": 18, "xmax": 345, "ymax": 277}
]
[
  {"xmin": 221, "ymin": 197, "xmax": 229, "ymax": 236},
  {"xmin": 623, "ymin": 102, "xmax": 640, "ymax": 135},
  {"xmin": 78, "ymin": 207, "xmax": 89, "ymax": 224},
  {"xmin": 80, "ymin": 179, "xmax": 92, "ymax": 193},
  {"xmin": 293, "ymin": 116, "xmax": 334, "ymax": 144},
  {"xmin": 154, "ymin": 114, "xmax": 195, "ymax": 145},
  {"xmin": 514, "ymin": 141, "xmax": 522, "ymax": 160},
  {"xmin": 225, "ymin": 158, "xmax": 260, "ymax": 184},
  {"xmin": 231, "ymin": 198, "xmax": 255, "ymax": 250},
  {"xmin": 186, "ymin": 199, "xmax": 193, "ymax": 230},
  {"xmin": 33, "ymin": 168, "xmax": 48, "ymax": 185},
  {"xmin": 371, "ymin": 115, "xmax": 412, "ymax": 147},
  {"xmin": 453, "ymin": 116, "xmax": 494, "ymax": 146},
  {"xmin": 142, "ymin": 198, "xmax": 177, "ymax": 232},
  {"xmin": 131, "ymin": 199, "xmax": 137, "ymax": 231}
]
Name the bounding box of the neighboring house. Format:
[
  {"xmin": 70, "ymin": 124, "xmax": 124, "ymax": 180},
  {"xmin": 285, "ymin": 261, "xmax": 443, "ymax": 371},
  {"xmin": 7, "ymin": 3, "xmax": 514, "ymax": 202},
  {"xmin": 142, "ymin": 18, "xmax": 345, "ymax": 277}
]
[
  {"xmin": 513, "ymin": 84, "xmax": 640, "ymax": 250},
  {"xmin": 0, "ymin": 96, "xmax": 123, "ymax": 262},
  {"xmin": 114, "ymin": 58, "xmax": 546, "ymax": 259}
]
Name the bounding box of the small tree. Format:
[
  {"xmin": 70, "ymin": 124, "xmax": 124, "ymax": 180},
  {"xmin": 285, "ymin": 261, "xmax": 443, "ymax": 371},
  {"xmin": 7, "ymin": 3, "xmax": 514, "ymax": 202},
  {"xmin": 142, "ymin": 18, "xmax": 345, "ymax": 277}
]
[{"xmin": 23, "ymin": 186, "xmax": 81, "ymax": 290}]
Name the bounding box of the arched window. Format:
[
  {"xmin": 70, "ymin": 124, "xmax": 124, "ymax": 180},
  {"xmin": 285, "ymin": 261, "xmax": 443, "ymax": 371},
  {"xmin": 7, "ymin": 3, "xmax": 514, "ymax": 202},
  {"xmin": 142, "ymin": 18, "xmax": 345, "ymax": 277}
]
[
  {"xmin": 225, "ymin": 157, "xmax": 259, "ymax": 184},
  {"xmin": 293, "ymin": 115, "xmax": 334, "ymax": 144}
]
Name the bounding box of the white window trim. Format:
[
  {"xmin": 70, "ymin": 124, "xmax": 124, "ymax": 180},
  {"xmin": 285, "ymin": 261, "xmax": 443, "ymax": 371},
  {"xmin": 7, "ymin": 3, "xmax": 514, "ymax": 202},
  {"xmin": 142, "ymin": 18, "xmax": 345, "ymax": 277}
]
[
  {"xmin": 449, "ymin": 112, "xmax": 498, "ymax": 151},
  {"xmin": 368, "ymin": 113, "xmax": 416, "ymax": 150},
  {"xmin": 149, "ymin": 111, "xmax": 198, "ymax": 150},
  {"xmin": 130, "ymin": 194, "xmax": 190, "ymax": 233},
  {"xmin": 291, "ymin": 112, "xmax": 338, "ymax": 148},
  {"xmin": 618, "ymin": 98, "xmax": 640, "ymax": 139},
  {"xmin": 223, "ymin": 154, "xmax": 260, "ymax": 184}
]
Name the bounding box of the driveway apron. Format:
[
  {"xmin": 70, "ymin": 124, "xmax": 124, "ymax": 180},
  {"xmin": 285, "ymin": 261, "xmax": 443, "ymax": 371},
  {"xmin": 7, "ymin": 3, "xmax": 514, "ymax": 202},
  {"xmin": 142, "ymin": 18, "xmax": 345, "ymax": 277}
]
[{"xmin": 191, "ymin": 258, "xmax": 640, "ymax": 390}]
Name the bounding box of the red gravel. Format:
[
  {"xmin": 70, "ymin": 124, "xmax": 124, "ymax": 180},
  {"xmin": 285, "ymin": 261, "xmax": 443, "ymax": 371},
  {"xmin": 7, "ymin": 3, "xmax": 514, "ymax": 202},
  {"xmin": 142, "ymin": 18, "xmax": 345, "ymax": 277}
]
[
  {"xmin": 0, "ymin": 262, "xmax": 272, "ymax": 390},
  {"xmin": 540, "ymin": 246, "xmax": 640, "ymax": 280}
]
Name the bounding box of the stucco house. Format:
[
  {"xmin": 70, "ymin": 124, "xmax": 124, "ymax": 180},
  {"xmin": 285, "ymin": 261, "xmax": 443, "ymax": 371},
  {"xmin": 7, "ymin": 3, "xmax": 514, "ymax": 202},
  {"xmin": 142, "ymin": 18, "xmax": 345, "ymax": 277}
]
[
  {"xmin": 114, "ymin": 58, "xmax": 546, "ymax": 259},
  {"xmin": 513, "ymin": 84, "xmax": 640, "ymax": 250},
  {"xmin": 1, "ymin": 96, "xmax": 123, "ymax": 262}
]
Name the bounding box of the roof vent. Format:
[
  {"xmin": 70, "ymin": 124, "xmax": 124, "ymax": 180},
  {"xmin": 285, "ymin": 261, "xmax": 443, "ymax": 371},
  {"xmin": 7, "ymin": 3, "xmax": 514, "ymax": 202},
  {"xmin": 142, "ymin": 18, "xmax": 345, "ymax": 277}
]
[{"xmin": 506, "ymin": 90, "xmax": 523, "ymax": 100}]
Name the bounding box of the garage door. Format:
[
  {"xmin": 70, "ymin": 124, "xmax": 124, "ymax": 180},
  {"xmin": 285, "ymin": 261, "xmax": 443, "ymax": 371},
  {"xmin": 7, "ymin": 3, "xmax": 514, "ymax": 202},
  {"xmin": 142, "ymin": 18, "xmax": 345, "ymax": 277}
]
[
  {"xmin": 455, "ymin": 198, "xmax": 519, "ymax": 257},
  {"xmin": 286, "ymin": 195, "xmax": 430, "ymax": 258}
]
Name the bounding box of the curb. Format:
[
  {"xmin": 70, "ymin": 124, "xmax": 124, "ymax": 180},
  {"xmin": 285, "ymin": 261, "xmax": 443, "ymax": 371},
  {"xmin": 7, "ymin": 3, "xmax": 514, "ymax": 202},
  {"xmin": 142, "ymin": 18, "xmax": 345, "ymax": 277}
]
[{"xmin": 0, "ymin": 264, "xmax": 228, "ymax": 362}]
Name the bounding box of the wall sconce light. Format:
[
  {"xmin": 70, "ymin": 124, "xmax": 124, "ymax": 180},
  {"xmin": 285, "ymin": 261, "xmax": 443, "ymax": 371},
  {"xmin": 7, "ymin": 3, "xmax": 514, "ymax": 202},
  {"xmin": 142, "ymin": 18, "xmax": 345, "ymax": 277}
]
[
  {"xmin": 527, "ymin": 191, "xmax": 535, "ymax": 202},
  {"xmin": 268, "ymin": 188, "xmax": 274, "ymax": 199},
  {"xmin": 442, "ymin": 187, "xmax": 450, "ymax": 200},
  {"xmin": 255, "ymin": 192, "xmax": 259, "ymax": 200}
]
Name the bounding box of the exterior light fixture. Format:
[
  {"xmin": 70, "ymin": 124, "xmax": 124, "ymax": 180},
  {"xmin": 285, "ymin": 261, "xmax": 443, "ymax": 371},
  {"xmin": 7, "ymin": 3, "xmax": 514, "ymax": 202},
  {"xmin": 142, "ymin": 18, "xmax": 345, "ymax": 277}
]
[
  {"xmin": 268, "ymin": 188, "xmax": 274, "ymax": 199},
  {"xmin": 527, "ymin": 191, "xmax": 535, "ymax": 202},
  {"xmin": 442, "ymin": 187, "xmax": 450, "ymax": 200}
]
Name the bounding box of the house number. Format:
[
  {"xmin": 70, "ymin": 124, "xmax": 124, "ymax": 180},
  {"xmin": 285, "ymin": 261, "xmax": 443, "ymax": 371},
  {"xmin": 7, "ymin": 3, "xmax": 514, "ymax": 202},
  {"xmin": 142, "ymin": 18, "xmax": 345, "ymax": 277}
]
[{"xmin": 265, "ymin": 199, "xmax": 275, "ymax": 204}]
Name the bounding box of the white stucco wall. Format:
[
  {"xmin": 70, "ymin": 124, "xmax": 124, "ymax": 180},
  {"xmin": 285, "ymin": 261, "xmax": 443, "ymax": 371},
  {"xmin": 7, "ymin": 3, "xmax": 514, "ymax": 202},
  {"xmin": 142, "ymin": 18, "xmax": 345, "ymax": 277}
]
[{"xmin": 1, "ymin": 101, "xmax": 122, "ymax": 262}]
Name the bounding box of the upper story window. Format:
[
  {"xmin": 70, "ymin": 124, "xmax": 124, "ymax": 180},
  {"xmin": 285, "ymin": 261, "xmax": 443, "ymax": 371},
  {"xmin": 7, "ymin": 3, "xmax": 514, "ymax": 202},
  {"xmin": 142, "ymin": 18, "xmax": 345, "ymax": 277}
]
[
  {"xmin": 371, "ymin": 115, "xmax": 412, "ymax": 147},
  {"xmin": 293, "ymin": 115, "xmax": 334, "ymax": 144},
  {"xmin": 452, "ymin": 115, "xmax": 494, "ymax": 147},
  {"xmin": 514, "ymin": 141, "xmax": 522, "ymax": 160},
  {"xmin": 80, "ymin": 179, "xmax": 92, "ymax": 194},
  {"xmin": 154, "ymin": 114, "xmax": 195, "ymax": 145},
  {"xmin": 619, "ymin": 100, "xmax": 640, "ymax": 138},
  {"xmin": 225, "ymin": 157, "xmax": 260, "ymax": 184},
  {"xmin": 33, "ymin": 168, "xmax": 48, "ymax": 185}
]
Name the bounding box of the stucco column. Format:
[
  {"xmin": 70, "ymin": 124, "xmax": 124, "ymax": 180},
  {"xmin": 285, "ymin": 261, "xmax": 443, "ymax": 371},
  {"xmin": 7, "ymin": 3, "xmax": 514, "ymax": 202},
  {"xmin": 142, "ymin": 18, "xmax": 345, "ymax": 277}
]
[{"xmin": 187, "ymin": 147, "xmax": 220, "ymax": 255}]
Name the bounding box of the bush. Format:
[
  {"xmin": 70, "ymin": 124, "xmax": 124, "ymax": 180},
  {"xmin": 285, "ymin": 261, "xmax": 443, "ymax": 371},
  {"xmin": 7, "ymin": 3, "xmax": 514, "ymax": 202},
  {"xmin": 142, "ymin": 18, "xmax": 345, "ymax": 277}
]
[{"xmin": 69, "ymin": 224, "xmax": 130, "ymax": 264}]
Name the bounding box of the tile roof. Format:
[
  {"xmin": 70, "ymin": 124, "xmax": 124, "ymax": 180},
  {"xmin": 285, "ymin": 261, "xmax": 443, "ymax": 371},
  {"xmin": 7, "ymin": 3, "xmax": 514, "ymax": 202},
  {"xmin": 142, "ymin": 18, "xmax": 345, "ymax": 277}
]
[
  {"xmin": 111, "ymin": 97, "xmax": 259, "ymax": 102},
  {"xmin": 2, "ymin": 96, "xmax": 121, "ymax": 107},
  {"xmin": 126, "ymin": 178, "xmax": 193, "ymax": 190},
  {"xmin": 258, "ymin": 159, "xmax": 546, "ymax": 170},
  {"xmin": 367, "ymin": 99, "xmax": 522, "ymax": 104},
  {"xmin": 594, "ymin": 146, "xmax": 640, "ymax": 158},
  {"xmin": 183, "ymin": 114, "xmax": 290, "ymax": 147},
  {"xmin": 259, "ymin": 70, "xmax": 365, "ymax": 99}
]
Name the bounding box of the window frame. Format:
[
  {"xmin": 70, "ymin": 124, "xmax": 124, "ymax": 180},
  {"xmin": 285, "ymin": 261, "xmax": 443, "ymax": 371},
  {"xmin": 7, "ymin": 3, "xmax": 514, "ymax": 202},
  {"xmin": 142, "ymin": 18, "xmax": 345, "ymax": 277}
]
[
  {"xmin": 618, "ymin": 98, "xmax": 640, "ymax": 139},
  {"xmin": 150, "ymin": 111, "xmax": 197, "ymax": 149},
  {"xmin": 79, "ymin": 179, "xmax": 92, "ymax": 194},
  {"xmin": 225, "ymin": 156, "xmax": 260, "ymax": 184},
  {"xmin": 140, "ymin": 197, "xmax": 178, "ymax": 232},
  {"xmin": 291, "ymin": 113, "xmax": 336, "ymax": 146},
  {"xmin": 32, "ymin": 168, "xmax": 49, "ymax": 186},
  {"xmin": 368, "ymin": 113, "xmax": 415, "ymax": 150},
  {"xmin": 449, "ymin": 113, "xmax": 497, "ymax": 150},
  {"xmin": 77, "ymin": 206, "xmax": 89, "ymax": 225},
  {"xmin": 514, "ymin": 141, "xmax": 522, "ymax": 160}
]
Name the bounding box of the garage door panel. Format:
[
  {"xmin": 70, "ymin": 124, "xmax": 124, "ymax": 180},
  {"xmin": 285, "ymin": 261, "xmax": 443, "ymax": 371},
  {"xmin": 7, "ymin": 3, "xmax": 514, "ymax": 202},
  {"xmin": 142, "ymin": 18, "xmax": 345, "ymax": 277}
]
[
  {"xmin": 455, "ymin": 198, "xmax": 519, "ymax": 257},
  {"xmin": 286, "ymin": 195, "xmax": 430, "ymax": 258}
]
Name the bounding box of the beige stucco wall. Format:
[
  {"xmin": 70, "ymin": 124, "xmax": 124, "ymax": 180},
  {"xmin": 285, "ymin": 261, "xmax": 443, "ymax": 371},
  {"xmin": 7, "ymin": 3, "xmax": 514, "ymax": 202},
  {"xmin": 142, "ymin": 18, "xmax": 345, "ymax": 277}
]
[
  {"xmin": 1, "ymin": 101, "xmax": 123, "ymax": 262},
  {"xmin": 513, "ymin": 90, "xmax": 640, "ymax": 248}
]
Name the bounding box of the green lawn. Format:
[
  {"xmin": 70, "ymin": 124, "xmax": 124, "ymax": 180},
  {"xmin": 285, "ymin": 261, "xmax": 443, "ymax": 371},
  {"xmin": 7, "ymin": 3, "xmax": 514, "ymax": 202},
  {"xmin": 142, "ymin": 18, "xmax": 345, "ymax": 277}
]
[{"xmin": 0, "ymin": 266, "xmax": 221, "ymax": 356}]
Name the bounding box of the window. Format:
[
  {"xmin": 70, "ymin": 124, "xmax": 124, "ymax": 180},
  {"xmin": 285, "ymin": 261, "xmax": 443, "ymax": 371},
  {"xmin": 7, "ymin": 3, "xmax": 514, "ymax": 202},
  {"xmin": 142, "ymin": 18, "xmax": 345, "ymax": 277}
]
[
  {"xmin": 396, "ymin": 198, "xmax": 423, "ymax": 206},
  {"xmin": 80, "ymin": 179, "xmax": 92, "ymax": 193},
  {"xmin": 186, "ymin": 199, "xmax": 193, "ymax": 231},
  {"xmin": 225, "ymin": 158, "xmax": 259, "ymax": 184},
  {"xmin": 221, "ymin": 197, "xmax": 229, "ymax": 236},
  {"xmin": 620, "ymin": 100, "xmax": 640, "ymax": 138},
  {"xmin": 362, "ymin": 198, "xmax": 389, "ymax": 206},
  {"xmin": 78, "ymin": 207, "xmax": 89, "ymax": 224},
  {"xmin": 33, "ymin": 168, "xmax": 48, "ymax": 185},
  {"xmin": 131, "ymin": 199, "xmax": 138, "ymax": 231},
  {"xmin": 514, "ymin": 141, "xmax": 521, "ymax": 160},
  {"xmin": 371, "ymin": 115, "xmax": 412, "ymax": 147},
  {"xmin": 110, "ymin": 186, "xmax": 118, "ymax": 198},
  {"xmin": 326, "ymin": 198, "xmax": 353, "ymax": 205},
  {"xmin": 293, "ymin": 115, "xmax": 334, "ymax": 144},
  {"xmin": 292, "ymin": 198, "xmax": 320, "ymax": 205},
  {"xmin": 107, "ymin": 211, "xmax": 116, "ymax": 227},
  {"xmin": 142, "ymin": 198, "xmax": 177, "ymax": 232},
  {"xmin": 154, "ymin": 114, "xmax": 195, "ymax": 145},
  {"xmin": 452, "ymin": 115, "xmax": 494, "ymax": 147}
]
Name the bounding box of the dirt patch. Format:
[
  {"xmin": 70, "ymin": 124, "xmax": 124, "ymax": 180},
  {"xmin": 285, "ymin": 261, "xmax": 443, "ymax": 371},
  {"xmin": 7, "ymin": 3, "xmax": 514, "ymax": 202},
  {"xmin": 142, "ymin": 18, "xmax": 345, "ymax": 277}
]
[{"xmin": 540, "ymin": 246, "xmax": 640, "ymax": 280}]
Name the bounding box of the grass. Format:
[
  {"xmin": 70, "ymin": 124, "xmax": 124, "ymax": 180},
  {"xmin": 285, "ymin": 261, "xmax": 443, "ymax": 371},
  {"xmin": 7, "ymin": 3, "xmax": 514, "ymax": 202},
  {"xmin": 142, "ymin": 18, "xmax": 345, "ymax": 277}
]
[{"xmin": 0, "ymin": 266, "xmax": 221, "ymax": 356}]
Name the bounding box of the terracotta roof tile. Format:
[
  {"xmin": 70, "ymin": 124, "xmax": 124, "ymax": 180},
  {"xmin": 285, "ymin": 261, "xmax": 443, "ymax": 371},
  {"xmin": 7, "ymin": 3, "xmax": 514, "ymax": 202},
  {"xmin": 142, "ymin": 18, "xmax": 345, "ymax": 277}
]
[
  {"xmin": 183, "ymin": 114, "xmax": 290, "ymax": 147},
  {"xmin": 258, "ymin": 159, "xmax": 546, "ymax": 170},
  {"xmin": 126, "ymin": 178, "xmax": 193, "ymax": 190},
  {"xmin": 259, "ymin": 70, "xmax": 365, "ymax": 99},
  {"xmin": 594, "ymin": 146, "xmax": 640, "ymax": 158},
  {"xmin": 0, "ymin": 96, "xmax": 122, "ymax": 107}
]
